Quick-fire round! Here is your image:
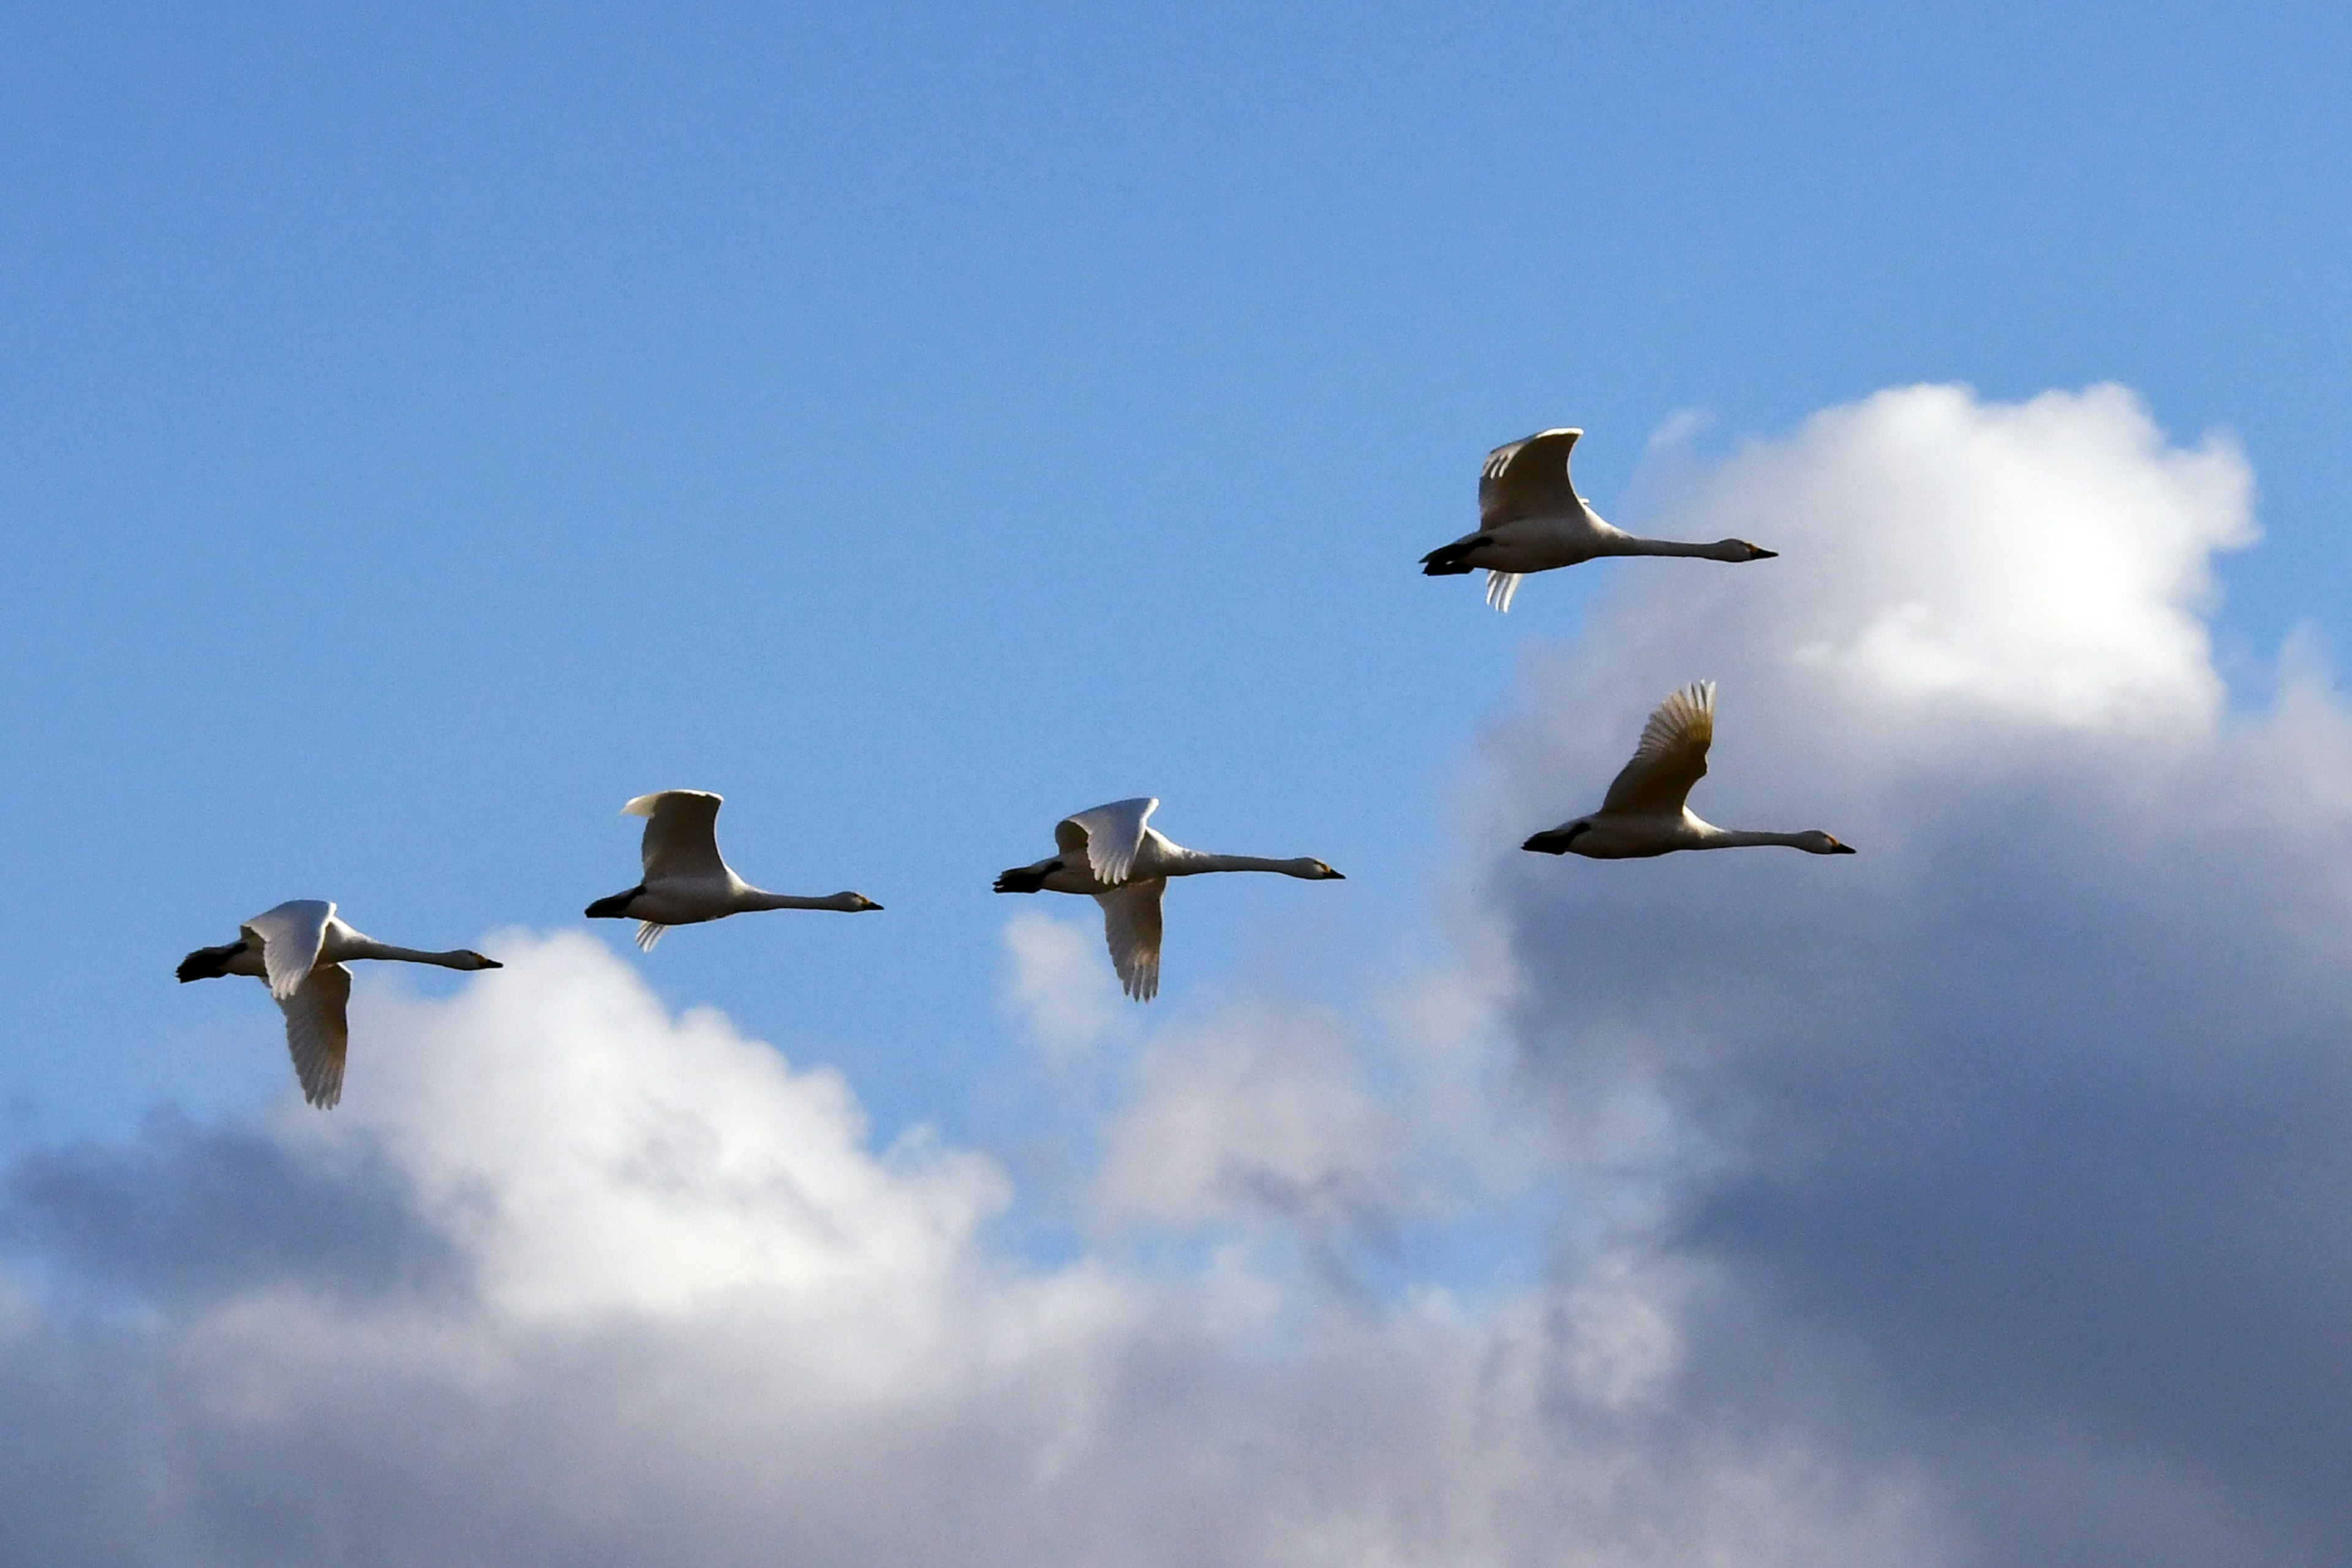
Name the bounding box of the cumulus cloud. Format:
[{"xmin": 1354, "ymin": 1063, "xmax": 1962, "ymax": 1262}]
[
  {"xmin": 1001, "ymin": 907, "xmax": 1128, "ymax": 1056},
  {"xmin": 1476, "ymin": 383, "xmax": 2352, "ymax": 1565},
  {"xmin": 3, "ymin": 383, "xmax": 2345, "ymax": 1567},
  {"xmin": 0, "ymin": 934, "xmax": 1924, "ymax": 1568}
]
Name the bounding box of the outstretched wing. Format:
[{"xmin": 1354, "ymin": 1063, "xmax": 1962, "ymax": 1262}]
[
  {"xmin": 1479, "ymin": 428, "xmax": 1582, "ymax": 527},
  {"xmin": 242, "ymin": 900, "xmax": 334, "ymax": 1003},
  {"xmin": 1600, "ymin": 682, "xmax": 1716, "ymax": 817},
  {"xmin": 1055, "ymin": 797, "xmax": 1159, "ymax": 886},
  {"xmin": 1094, "ymin": 880, "xmax": 1166, "ymax": 1001},
  {"xmin": 278, "ymin": 961, "xmax": 352, "ymax": 1109},
  {"xmin": 625, "ymin": 791, "xmax": 729, "ymax": 880}
]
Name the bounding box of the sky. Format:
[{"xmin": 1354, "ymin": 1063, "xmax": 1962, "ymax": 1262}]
[{"xmin": 2, "ymin": 4, "xmax": 2350, "ymax": 1565}]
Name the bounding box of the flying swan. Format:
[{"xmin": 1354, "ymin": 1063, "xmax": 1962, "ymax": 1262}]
[
  {"xmin": 586, "ymin": 790, "xmax": 881, "ymax": 949},
  {"xmin": 993, "ymin": 797, "xmax": 1344, "ymax": 1000},
  {"xmin": 1522, "ymin": 682, "xmax": 1856, "ymax": 859},
  {"xmin": 176, "ymin": 899, "xmax": 502, "ymax": 1109},
  {"xmin": 1420, "ymin": 428, "xmax": 1776, "ymax": 611}
]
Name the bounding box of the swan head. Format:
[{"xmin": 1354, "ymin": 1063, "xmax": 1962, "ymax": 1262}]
[
  {"xmin": 835, "ymin": 892, "xmax": 885, "ymax": 911},
  {"xmin": 458, "ymin": 951, "xmax": 504, "ymax": 970},
  {"xmin": 1293, "ymin": 859, "xmax": 1345, "ymax": 880},
  {"xmin": 1796, "ymin": 832, "xmax": 1855, "ymax": 855},
  {"xmin": 1721, "ymin": 539, "xmax": 1777, "ymax": 562}
]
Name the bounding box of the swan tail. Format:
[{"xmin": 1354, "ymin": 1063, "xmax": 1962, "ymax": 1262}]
[
  {"xmin": 176, "ymin": 941, "xmax": 245, "ymax": 982},
  {"xmin": 1420, "ymin": 535, "xmax": 1490, "ymax": 576},
  {"xmin": 1484, "ymin": 571, "xmax": 1522, "ymax": 612},
  {"xmin": 585, "ymin": 885, "xmax": 644, "ymax": 919},
  {"xmin": 635, "ymin": 922, "xmax": 667, "ymax": 951},
  {"xmin": 1523, "ymin": 823, "xmax": 1589, "ymax": 854}
]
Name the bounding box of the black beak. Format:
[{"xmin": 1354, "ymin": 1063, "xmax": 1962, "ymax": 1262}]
[
  {"xmin": 1833, "ymin": 843, "xmax": 1857, "ymax": 854},
  {"xmin": 1752, "ymin": 547, "xmax": 1779, "ymax": 560},
  {"xmin": 480, "ymin": 959, "xmax": 504, "ymax": 968}
]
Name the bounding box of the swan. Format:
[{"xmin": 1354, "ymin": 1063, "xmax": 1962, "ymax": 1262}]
[
  {"xmin": 175, "ymin": 899, "xmax": 501, "ymax": 1109},
  {"xmin": 1522, "ymin": 682, "xmax": 1856, "ymax": 859},
  {"xmin": 993, "ymin": 797, "xmax": 1343, "ymax": 1000},
  {"xmin": 585, "ymin": 790, "xmax": 881, "ymax": 949},
  {"xmin": 1420, "ymin": 428, "xmax": 1776, "ymax": 611}
]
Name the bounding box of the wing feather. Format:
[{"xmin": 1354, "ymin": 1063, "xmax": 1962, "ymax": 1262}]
[
  {"xmin": 242, "ymin": 900, "xmax": 334, "ymax": 1003},
  {"xmin": 1599, "ymin": 682, "xmax": 1716, "ymax": 817},
  {"xmin": 1057, "ymin": 798, "xmax": 1158, "ymax": 886},
  {"xmin": 1479, "ymin": 428, "xmax": 1582, "ymax": 527},
  {"xmin": 279, "ymin": 961, "xmax": 352, "ymax": 1109},
  {"xmin": 1094, "ymin": 880, "xmax": 1166, "ymax": 1001},
  {"xmin": 625, "ymin": 791, "xmax": 729, "ymax": 881}
]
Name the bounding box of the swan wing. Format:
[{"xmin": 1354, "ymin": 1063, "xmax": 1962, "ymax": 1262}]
[
  {"xmin": 277, "ymin": 961, "xmax": 351, "ymax": 1109},
  {"xmin": 1094, "ymin": 879, "xmax": 1166, "ymax": 1001},
  {"xmin": 241, "ymin": 900, "xmax": 334, "ymax": 1003},
  {"xmin": 1056, "ymin": 797, "xmax": 1158, "ymax": 886},
  {"xmin": 1479, "ymin": 428, "xmax": 1581, "ymax": 527},
  {"xmin": 625, "ymin": 790, "xmax": 729, "ymax": 880},
  {"xmin": 1600, "ymin": 682, "xmax": 1715, "ymax": 816}
]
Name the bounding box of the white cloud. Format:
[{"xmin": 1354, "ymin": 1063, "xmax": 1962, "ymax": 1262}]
[
  {"xmin": 0, "ymin": 935, "xmax": 1929, "ymax": 1567},
  {"xmin": 1001, "ymin": 908, "xmax": 1128, "ymax": 1057},
  {"xmin": 1093, "ymin": 1000, "xmax": 1392, "ymax": 1232}
]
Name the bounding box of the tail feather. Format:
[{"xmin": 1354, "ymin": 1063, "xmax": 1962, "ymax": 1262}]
[
  {"xmin": 1420, "ymin": 535, "xmax": 1491, "ymax": 576},
  {"xmin": 176, "ymin": 941, "xmax": 244, "ymax": 982},
  {"xmin": 1523, "ymin": 823, "xmax": 1589, "ymax": 854},
  {"xmin": 585, "ymin": 884, "xmax": 644, "ymax": 919}
]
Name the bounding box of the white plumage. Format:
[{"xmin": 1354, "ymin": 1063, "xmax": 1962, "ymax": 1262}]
[{"xmin": 996, "ymin": 797, "xmax": 1344, "ymax": 1001}]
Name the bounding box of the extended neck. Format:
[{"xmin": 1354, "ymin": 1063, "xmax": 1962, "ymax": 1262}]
[
  {"xmin": 739, "ymin": 888, "xmax": 865, "ymax": 911},
  {"xmin": 1697, "ymin": 828, "xmax": 1815, "ymax": 850},
  {"xmin": 1611, "ymin": 535, "xmax": 1751, "ymax": 561},
  {"xmin": 344, "ymin": 940, "xmax": 484, "ymax": 969},
  {"xmin": 1169, "ymin": 851, "xmax": 1323, "ymax": 878}
]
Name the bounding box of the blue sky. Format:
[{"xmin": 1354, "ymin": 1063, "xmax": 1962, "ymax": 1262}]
[{"xmin": 6, "ymin": 0, "xmax": 2346, "ymax": 1144}]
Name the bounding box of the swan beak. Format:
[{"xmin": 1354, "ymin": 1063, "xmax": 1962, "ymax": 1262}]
[
  {"xmin": 1751, "ymin": 546, "xmax": 1779, "ymax": 560},
  {"xmin": 1831, "ymin": 842, "xmax": 1856, "ymax": 854},
  {"xmin": 1324, "ymin": 869, "xmax": 1346, "ymax": 880},
  {"xmin": 480, "ymin": 959, "xmax": 504, "ymax": 968}
]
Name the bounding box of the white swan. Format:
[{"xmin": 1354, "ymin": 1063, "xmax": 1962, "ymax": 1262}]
[
  {"xmin": 585, "ymin": 790, "xmax": 881, "ymax": 949},
  {"xmin": 1522, "ymin": 683, "xmax": 1856, "ymax": 859},
  {"xmin": 1420, "ymin": 428, "xmax": 1776, "ymax": 611},
  {"xmin": 176, "ymin": 899, "xmax": 502, "ymax": 1109},
  {"xmin": 993, "ymin": 797, "xmax": 1344, "ymax": 1000}
]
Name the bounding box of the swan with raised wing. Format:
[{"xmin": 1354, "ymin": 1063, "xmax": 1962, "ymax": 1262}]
[
  {"xmin": 1523, "ymin": 683, "xmax": 1856, "ymax": 859},
  {"xmin": 586, "ymin": 790, "xmax": 881, "ymax": 949},
  {"xmin": 994, "ymin": 797, "xmax": 1344, "ymax": 1000},
  {"xmin": 176, "ymin": 899, "xmax": 502, "ymax": 1109},
  {"xmin": 1421, "ymin": 428, "xmax": 1776, "ymax": 611}
]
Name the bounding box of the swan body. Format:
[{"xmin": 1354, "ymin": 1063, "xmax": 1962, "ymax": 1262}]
[
  {"xmin": 1420, "ymin": 428, "xmax": 1776, "ymax": 611},
  {"xmin": 175, "ymin": 899, "xmax": 501, "ymax": 1109},
  {"xmin": 585, "ymin": 790, "xmax": 881, "ymax": 949},
  {"xmin": 1522, "ymin": 683, "xmax": 1856, "ymax": 860},
  {"xmin": 993, "ymin": 797, "xmax": 1343, "ymax": 1000}
]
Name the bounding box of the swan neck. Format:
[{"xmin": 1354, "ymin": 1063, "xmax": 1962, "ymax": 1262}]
[
  {"xmin": 740, "ymin": 889, "xmax": 846, "ymax": 911},
  {"xmin": 1170, "ymin": 851, "xmax": 1317, "ymax": 877},
  {"xmin": 1614, "ymin": 535, "xmax": 1725, "ymax": 559},
  {"xmin": 1702, "ymin": 829, "xmax": 1811, "ymax": 850},
  {"xmin": 344, "ymin": 940, "xmax": 478, "ymax": 968}
]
